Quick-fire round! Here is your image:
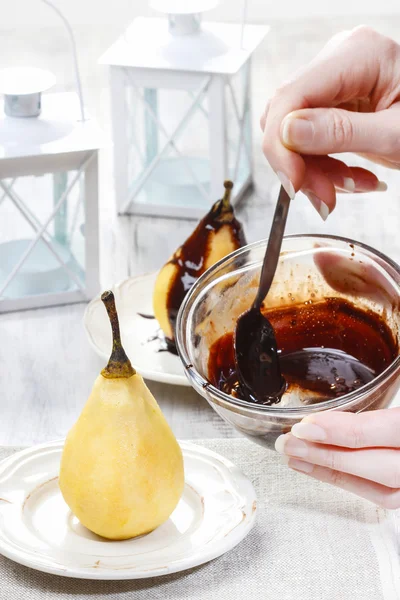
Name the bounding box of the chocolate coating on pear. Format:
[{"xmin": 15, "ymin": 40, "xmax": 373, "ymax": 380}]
[
  {"xmin": 101, "ymin": 290, "xmax": 136, "ymax": 379},
  {"xmin": 165, "ymin": 180, "xmax": 246, "ymax": 345}
]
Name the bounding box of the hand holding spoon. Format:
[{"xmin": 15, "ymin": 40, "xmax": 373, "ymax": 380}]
[{"xmin": 234, "ymin": 186, "xmax": 291, "ymax": 403}]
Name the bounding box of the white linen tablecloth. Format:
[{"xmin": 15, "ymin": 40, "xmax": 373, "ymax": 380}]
[{"xmin": 0, "ymin": 438, "xmax": 399, "ymax": 600}]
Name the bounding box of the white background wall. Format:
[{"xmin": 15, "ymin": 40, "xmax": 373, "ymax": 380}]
[{"xmin": 3, "ymin": 0, "xmax": 400, "ymax": 28}]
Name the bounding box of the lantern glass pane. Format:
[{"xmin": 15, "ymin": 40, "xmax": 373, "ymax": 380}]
[
  {"xmin": 0, "ymin": 170, "xmax": 85, "ymax": 299},
  {"xmin": 126, "ymin": 86, "xmax": 211, "ymax": 214}
]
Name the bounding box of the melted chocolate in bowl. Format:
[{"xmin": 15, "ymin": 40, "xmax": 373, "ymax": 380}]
[{"xmin": 208, "ymin": 298, "xmax": 398, "ymax": 406}]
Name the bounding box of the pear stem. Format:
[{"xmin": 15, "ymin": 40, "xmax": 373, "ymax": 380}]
[
  {"xmin": 221, "ymin": 180, "xmax": 234, "ymax": 210},
  {"xmin": 101, "ymin": 290, "xmax": 136, "ymax": 379}
]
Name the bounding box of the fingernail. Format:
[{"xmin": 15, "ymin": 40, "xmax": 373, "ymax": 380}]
[
  {"xmin": 275, "ymin": 434, "xmax": 309, "ymax": 458},
  {"xmin": 355, "ymin": 181, "xmax": 387, "ymax": 194},
  {"xmin": 276, "ymin": 171, "xmax": 296, "ymax": 199},
  {"xmin": 350, "ymin": 180, "xmax": 388, "ymax": 193},
  {"xmin": 375, "ymin": 181, "xmax": 388, "ymax": 192},
  {"xmin": 305, "ymin": 191, "xmax": 330, "ymax": 221},
  {"xmin": 342, "ymin": 177, "xmax": 355, "ymax": 192},
  {"xmin": 291, "ymin": 421, "xmax": 327, "ymax": 442},
  {"xmin": 288, "ymin": 458, "xmax": 314, "ymax": 474},
  {"xmin": 281, "ymin": 116, "xmax": 314, "ymax": 148},
  {"xmin": 275, "ymin": 433, "xmax": 288, "ymax": 454}
]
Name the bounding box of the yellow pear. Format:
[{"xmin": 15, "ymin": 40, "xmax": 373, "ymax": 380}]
[
  {"xmin": 59, "ymin": 291, "xmax": 184, "ymax": 540},
  {"xmin": 153, "ymin": 180, "xmax": 246, "ymax": 346}
]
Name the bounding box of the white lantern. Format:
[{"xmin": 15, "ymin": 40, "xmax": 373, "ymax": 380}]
[
  {"xmin": 100, "ymin": 1, "xmax": 269, "ymax": 218},
  {"xmin": 0, "ymin": 0, "xmax": 103, "ymax": 313},
  {"xmin": 0, "ymin": 88, "xmax": 103, "ymax": 313}
]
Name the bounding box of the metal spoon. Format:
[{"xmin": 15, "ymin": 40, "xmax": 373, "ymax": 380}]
[{"xmin": 234, "ymin": 186, "xmax": 291, "ymax": 403}]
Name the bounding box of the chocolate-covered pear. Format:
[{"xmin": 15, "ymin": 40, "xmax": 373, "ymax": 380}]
[{"xmin": 153, "ymin": 180, "xmax": 246, "ymax": 346}]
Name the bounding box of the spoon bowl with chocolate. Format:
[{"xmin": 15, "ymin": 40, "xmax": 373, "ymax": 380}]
[{"xmin": 176, "ymin": 235, "xmax": 400, "ymax": 450}]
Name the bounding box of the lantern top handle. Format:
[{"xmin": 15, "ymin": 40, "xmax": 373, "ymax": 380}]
[{"xmin": 41, "ymin": 0, "xmax": 86, "ymax": 122}]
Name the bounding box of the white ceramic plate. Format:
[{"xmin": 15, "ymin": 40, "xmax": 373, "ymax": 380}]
[
  {"xmin": 84, "ymin": 272, "xmax": 189, "ymax": 386},
  {"xmin": 0, "ymin": 441, "xmax": 257, "ymax": 580}
]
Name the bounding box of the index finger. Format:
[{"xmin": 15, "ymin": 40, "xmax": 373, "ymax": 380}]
[
  {"xmin": 291, "ymin": 409, "xmax": 400, "ymax": 449},
  {"xmin": 262, "ymin": 26, "xmax": 383, "ymax": 192}
]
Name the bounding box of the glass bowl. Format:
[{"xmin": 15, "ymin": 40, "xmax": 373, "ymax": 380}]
[{"xmin": 176, "ymin": 234, "xmax": 400, "ymax": 450}]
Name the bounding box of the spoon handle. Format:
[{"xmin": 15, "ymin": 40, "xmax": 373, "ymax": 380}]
[{"xmin": 253, "ymin": 185, "xmax": 291, "ymax": 311}]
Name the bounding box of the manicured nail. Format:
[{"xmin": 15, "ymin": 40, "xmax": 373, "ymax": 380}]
[
  {"xmin": 342, "ymin": 180, "xmax": 388, "ymax": 193},
  {"xmin": 275, "ymin": 434, "xmax": 288, "ymax": 454},
  {"xmin": 305, "ymin": 191, "xmax": 330, "ymax": 221},
  {"xmin": 281, "ymin": 116, "xmax": 314, "ymax": 148},
  {"xmin": 342, "ymin": 177, "xmax": 355, "ymax": 192},
  {"xmin": 291, "ymin": 421, "xmax": 327, "ymax": 442},
  {"xmin": 288, "ymin": 458, "xmax": 314, "ymax": 474},
  {"xmin": 275, "ymin": 434, "xmax": 309, "ymax": 458},
  {"xmin": 276, "ymin": 171, "xmax": 296, "ymax": 199},
  {"xmin": 347, "ymin": 180, "xmax": 388, "ymax": 193}
]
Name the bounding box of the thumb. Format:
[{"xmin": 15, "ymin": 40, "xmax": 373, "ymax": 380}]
[{"xmin": 280, "ymin": 106, "xmax": 400, "ymax": 157}]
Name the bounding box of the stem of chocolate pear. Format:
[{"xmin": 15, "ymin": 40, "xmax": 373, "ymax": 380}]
[
  {"xmin": 222, "ymin": 180, "xmax": 233, "ymax": 209},
  {"xmin": 101, "ymin": 291, "xmax": 136, "ymax": 378}
]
